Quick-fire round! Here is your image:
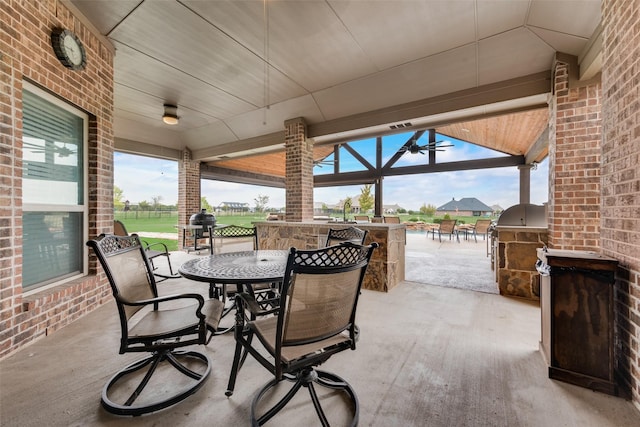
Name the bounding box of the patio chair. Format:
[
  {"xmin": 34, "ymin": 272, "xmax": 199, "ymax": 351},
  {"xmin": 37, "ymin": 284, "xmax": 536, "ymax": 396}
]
[
  {"xmin": 469, "ymin": 219, "xmax": 492, "ymax": 242},
  {"xmin": 208, "ymin": 225, "xmax": 277, "ymax": 332},
  {"xmin": 225, "ymin": 242, "xmax": 378, "ymax": 426},
  {"xmin": 113, "ymin": 220, "xmax": 178, "ymax": 281},
  {"xmin": 433, "ymin": 219, "xmax": 459, "ymax": 242},
  {"xmin": 325, "ymin": 226, "xmax": 368, "ymax": 247},
  {"xmin": 383, "ymin": 216, "xmax": 401, "ymax": 223},
  {"xmin": 86, "ymin": 234, "xmax": 223, "ymax": 416}
]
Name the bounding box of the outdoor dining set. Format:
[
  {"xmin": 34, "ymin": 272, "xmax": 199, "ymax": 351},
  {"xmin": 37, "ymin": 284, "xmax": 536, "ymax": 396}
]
[{"xmin": 86, "ymin": 223, "xmax": 377, "ymax": 425}]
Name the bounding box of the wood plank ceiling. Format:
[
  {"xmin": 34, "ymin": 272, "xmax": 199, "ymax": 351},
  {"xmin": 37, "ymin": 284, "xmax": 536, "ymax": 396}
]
[{"xmin": 208, "ymin": 108, "xmax": 549, "ymax": 180}]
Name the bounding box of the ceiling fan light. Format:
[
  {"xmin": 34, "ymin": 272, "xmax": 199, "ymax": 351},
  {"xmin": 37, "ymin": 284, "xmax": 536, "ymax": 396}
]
[{"xmin": 162, "ymin": 104, "xmax": 179, "ymax": 125}]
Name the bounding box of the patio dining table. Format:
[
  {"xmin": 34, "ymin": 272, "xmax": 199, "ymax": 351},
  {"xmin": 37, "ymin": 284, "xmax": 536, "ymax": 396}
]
[
  {"xmin": 179, "ymin": 249, "xmax": 288, "ymax": 333},
  {"xmin": 178, "ymin": 249, "xmax": 288, "ymax": 287}
]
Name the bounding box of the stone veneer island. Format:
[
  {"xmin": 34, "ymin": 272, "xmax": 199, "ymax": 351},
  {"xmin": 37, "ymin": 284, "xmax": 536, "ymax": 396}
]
[{"xmin": 254, "ymin": 221, "xmax": 405, "ymax": 292}]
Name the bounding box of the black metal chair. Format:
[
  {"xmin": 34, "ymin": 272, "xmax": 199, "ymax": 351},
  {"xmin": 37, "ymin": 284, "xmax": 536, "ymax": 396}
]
[
  {"xmin": 325, "ymin": 226, "xmax": 368, "ymax": 247},
  {"xmin": 209, "ymin": 225, "xmax": 277, "ymax": 333},
  {"xmin": 226, "ymin": 242, "xmax": 378, "ymax": 426},
  {"xmin": 86, "ymin": 234, "xmax": 223, "ymax": 416},
  {"xmin": 113, "ymin": 220, "xmax": 179, "ymax": 281}
]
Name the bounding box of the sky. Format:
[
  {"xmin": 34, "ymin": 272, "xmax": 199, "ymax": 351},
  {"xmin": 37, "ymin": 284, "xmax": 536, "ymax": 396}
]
[{"xmin": 114, "ymin": 132, "xmax": 548, "ymax": 212}]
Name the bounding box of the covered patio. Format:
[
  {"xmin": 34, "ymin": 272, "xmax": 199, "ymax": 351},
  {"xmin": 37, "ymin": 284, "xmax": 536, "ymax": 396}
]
[
  {"xmin": 3, "ymin": 0, "xmax": 640, "ymax": 422},
  {"xmin": 2, "ymin": 243, "xmax": 637, "ymax": 425}
]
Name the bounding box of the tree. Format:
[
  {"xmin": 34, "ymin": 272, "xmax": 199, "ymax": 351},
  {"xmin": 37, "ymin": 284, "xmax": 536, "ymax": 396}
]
[
  {"xmin": 151, "ymin": 195, "xmax": 163, "ymax": 210},
  {"xmin": 420, "ymin": 203, "xmax": 436, "ymax": 216},
  {"xmin": 254, "ymin": 194, "xmax": 269, "ymax": 213},
  {"xmin": 358, "ymin": 184, "xmax": 374, "ymax": 213},
  {"xmin": 201, "ymin": 196, "xmax": 212, "ymax": 212},
  {"xmin": 113, "ymin": 185, "xmax": 124, "ymax": 211}
]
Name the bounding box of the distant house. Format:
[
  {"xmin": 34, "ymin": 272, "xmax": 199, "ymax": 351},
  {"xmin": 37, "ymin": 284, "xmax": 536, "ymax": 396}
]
[
  {"xmin": 436, "ymin": 197, "xmax": 492, "ymax": 217},
  {"xmin": 383, "ymin": 204, "xmax": 403, "ymax": 214},
  {"xmin": 217, "ymin": 201, "xmax": 250, "ymax": 213}
]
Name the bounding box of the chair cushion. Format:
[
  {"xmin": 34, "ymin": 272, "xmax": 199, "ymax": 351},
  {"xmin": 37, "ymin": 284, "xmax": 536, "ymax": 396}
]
[
  {"xmin": 252, "ymin": 316, "xmax": 351, "ymax": 363},
  {"xmin": 129, "ymin": 299, "xmax": 223, "ymax": 338}
]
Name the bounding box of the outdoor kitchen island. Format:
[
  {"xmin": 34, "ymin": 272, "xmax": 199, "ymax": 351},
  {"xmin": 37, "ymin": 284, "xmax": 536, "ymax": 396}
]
[{"xmin": 254, "ymin": 221, "xmax": 405, "ymax": 292}]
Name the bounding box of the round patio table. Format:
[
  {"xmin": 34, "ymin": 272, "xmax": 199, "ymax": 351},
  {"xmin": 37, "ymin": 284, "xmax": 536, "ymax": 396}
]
[
  {"xmin": 178, "ymin": 250, "xmax": 288, "ymax": 285},
  {"xmin": 179, "ymin": 250, "xmax": 288, "ymax": 334}
]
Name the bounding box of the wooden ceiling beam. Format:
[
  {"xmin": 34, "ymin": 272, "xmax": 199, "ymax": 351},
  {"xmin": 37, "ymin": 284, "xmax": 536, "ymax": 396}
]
[
  {"xmin": 201, "ymin": 165, "xmax": 285, "ymax": 188},
  {"xmin": 314, "ymin": 155, "xmax": 524, "ymax": 187}
]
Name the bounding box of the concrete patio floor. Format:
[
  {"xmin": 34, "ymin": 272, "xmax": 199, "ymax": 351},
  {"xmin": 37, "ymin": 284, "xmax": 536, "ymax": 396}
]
[{"xmin": 1, "ymin": 233, "xmax": 638, "ymax": 426}]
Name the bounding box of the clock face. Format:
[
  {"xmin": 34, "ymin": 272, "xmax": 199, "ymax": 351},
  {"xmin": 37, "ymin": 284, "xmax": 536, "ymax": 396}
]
[
  {"xmin": 63, "ymin": 34, "xmax": 83, "ymax": 65},
  {"xmin": 51, "ymin": 28, "xmax": 86, "ymax": 70}
]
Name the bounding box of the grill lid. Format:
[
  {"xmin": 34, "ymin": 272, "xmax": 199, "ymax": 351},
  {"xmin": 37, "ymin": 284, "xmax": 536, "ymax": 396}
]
[
  {"xmin": 497, "ymin": 203, "xmax": 547, "ymax": 227},
  {"xmin": 190, "ymin": 209, "xmax": 216, "ymax": 227}
]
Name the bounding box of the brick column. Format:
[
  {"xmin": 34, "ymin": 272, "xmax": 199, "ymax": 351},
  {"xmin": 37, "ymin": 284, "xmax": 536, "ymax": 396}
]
[
  {"xmin": 178, "ymin": 148, "xmax": 201, "ymax": 249},
  {"xmin": 548, "ymin": 58, "xmax": 602, "ymax": 251},
  {"xmin": 285, "ymin": 117, "xmax": 314, "ymax": 222},
  {"xmin": 601, "ymin": 0, "xmax": 640, "ymax": 404}
]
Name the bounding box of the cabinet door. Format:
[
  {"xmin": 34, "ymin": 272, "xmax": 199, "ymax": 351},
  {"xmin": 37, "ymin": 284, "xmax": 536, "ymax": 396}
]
[{"xmin": 551, "ymin": 269, "xmax": 613, "ymax": 381}]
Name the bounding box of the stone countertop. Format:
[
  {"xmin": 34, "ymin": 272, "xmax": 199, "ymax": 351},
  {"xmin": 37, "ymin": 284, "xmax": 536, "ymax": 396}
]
[
  {"xmin": 253, "ymin": 221, "xmax": 405, "ymax": 229},
  {"xmin": 495, "ymin": 225, "xmax": 548, "ymax": 231}
]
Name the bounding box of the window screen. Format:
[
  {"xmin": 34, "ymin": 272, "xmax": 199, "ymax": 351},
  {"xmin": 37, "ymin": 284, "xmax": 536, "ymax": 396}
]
[{"xmin": 22, "ymin": 86, "xmax": 87, "ymax": 289}]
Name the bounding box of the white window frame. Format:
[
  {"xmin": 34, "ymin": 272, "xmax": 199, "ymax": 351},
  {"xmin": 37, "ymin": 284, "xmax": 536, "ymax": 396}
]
[{"xmin": 22, "ymin": 82, "xmax": 89, "ymax": 295}]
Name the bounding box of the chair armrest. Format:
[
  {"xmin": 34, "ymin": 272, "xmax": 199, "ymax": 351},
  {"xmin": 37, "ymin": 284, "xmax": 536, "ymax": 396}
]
[
  {"xmin": 119, "ymin": 293, "xmax": 206, "ymax": 315},
  {"xmin": 236, "ymin": 292, "xmax": 279, "ymax": 317},
  {"xmin": 143, "ymin": 241, "xmax": 169, "ymax": 252}
]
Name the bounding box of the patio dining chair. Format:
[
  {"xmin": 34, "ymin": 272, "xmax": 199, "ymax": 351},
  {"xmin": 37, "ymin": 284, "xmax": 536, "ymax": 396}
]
[
  {"xmin": 208, "ymin": 225, "xmax": 278, "ymax": 333},
  {"xmin": 325, "ymin": 226, "xmax": 368, "ymax": 247},
  {"xmin": 383, "ymin": 216, "xmax": 401, "ymax": 223},
  {"xmin": 113, "ymin": 220, "xmax": 178, "ymax": 281},
  {"xmin": 86, "ymin": 234, "xmax": 223, "ymax": 416},
  {"xmin": 225, "ymin": 242, "xmax": 378, "ymax": 426},
  {"xmin": 433, "ymin": 219, "xmax": 459, "ymax": 242},
  {"xmin": 469, "ymin": 219, "xmax": 492, "ymax": 242}
]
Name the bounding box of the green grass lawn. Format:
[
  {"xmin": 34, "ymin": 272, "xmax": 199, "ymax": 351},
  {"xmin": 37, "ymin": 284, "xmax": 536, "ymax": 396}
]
[
  {"xmin": 115, "ymin": 213, "xmax": 269, "ymax": 251},
  {"xmin": 115, "ymin": 212, "xmax": 493, "ymax": 252}
]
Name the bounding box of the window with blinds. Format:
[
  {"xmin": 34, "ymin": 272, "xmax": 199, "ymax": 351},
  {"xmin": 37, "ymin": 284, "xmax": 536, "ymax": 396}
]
[{"xmin": 22, "ymin": 84, "xmax": 88, "ymax": 290}]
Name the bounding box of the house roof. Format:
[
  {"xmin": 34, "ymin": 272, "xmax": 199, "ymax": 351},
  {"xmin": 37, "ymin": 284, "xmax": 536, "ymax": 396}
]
[
  {"xmin": 437, "ymin": 198, "xmax": 492, "ymax": 212},
  {"xmin": 218, "ymin": 201, "xmax": 249, "ymax": 208}
]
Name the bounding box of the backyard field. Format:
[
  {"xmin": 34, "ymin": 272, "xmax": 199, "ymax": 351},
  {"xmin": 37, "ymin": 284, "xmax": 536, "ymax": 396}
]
[{"xmin": 114, "ymin": 212, "xmax": 487, "ymax": 251}]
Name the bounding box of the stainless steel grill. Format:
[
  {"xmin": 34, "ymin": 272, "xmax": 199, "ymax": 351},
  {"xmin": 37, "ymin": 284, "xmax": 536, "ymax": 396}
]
[
  {"xmin": 496, "ymin": 203, "xmax": 547, "ymax": 227},
  {"xmin": 490, "ymin": 203, "xmax": 548, "ymax": 268}
]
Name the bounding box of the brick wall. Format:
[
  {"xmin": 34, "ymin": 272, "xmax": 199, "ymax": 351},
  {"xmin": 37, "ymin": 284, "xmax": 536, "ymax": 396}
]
[
  {"xmin": 177, "ymin": 148, "xmax": 202, "ymax": 249},
  {"xmin": 284, "ymin": 117, "xmax": 314, "ymax": 222},
  {"xmin": 0, "ymin": 0, "xmax": 114, "ymax": 358},
  {"xmin": 602, "ymin": 0, "xmax": 640, "ymax": 407},
  {"xmin": 548, "ymin": 59, "xmax": 602, "ymax": 251}
]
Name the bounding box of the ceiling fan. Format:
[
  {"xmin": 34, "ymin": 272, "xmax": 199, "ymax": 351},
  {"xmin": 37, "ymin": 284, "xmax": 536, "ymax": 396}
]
[
  {"xmin": 313, "ymin": 157, "xmax": 336, "ymax": 167},
  {"xmin": 24, "ymin": 141, "xmax": 77, "ymax": 158},
  {"xmin": 398, "ymin": 135, "xmax": 454, "ymax": 155}
]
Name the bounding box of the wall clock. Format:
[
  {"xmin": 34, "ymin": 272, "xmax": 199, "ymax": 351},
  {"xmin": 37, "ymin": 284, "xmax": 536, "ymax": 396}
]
[{"xmin": 51, "ymin": 28, "xmax": 87, "ymax": 71}]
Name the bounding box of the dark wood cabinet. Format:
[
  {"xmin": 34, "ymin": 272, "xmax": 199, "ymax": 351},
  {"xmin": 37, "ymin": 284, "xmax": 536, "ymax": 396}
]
[{"xmin": 537, "ymin": 248, "xmax": 619, "ymax": 396}]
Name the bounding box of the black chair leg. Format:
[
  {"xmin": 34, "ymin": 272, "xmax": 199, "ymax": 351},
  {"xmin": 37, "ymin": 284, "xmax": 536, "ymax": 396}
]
[
  {"xmin": 226, "ymin": 332, "xmax": 254, "ymax": 396},
  {"xmin": 101, "ymin": 350, "xmax": 211, "ymax": 416},
  {"xmin": 250, "ymin": 368, "xmax": 358, "ymax": 427}
]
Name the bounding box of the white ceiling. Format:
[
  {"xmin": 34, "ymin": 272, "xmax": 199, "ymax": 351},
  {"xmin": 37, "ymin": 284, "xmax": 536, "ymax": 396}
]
[{"xmin": 69, "ymin": 0, "xmax": 602, "ymax": 162}]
